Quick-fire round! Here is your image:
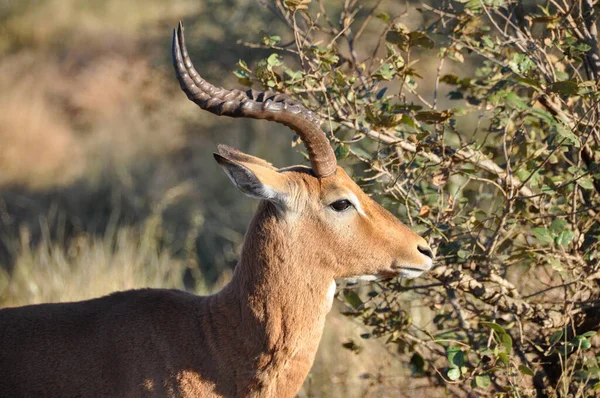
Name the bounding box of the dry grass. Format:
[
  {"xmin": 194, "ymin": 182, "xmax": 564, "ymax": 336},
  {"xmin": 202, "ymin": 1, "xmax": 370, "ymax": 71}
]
[
  {"xmin": 0, "ymin": 220, "xmax": 189, "ymax": 307},
  {"xmin": 0, "ymin": 1, "xmax": 438, "ymax": 396}
]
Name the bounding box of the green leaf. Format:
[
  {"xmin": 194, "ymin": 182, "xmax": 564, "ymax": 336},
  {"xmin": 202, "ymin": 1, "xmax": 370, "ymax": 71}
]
[
  {"xmin": 409, "ymin": 31, "xmax": 435, "ymax": 49},
  {"xmin": 572, "ymin": 335, "xmax": 592, "ymax": 350},
  {"xmin": 399, "ymin": 115, "xmax": 415, "ymax": 127},
  {"xmin": 578, "ymin": 176, "xmax": 595, "ymax": 190},
  {"xmin": 386, "ymin": 31, "xmax": 409, "ymax": 51},
  {"xmin": 481, "ymin": 321, "xmax": 506, "ymax": 335},
  {"xmin": 502, "ymin": 333, "xmax": 513, "ymax": 354},
  {"xmin": 516, "ymin": 76, "xmax": 543, "ymax": 90},
  {"xmin": 550, "ymin": 219, "xmax": 568, "ymax": 234},
  {"xmin": 555, "ymin": 230, "xmax": 574, "ymax": 247},
  {"xmin": 259, "ymin": 31, "xmax": 281, "ymax": 46},
  {"xmin": 508, "ymin": 53, "xmax": 534, "ymax": 74},
  {"xmin": 376, "ymin": 87, "xmax": 388, "ymax": 100},
  {"xmin": 504, "ymin": 92, "xmax": 528, "ymax": 110},
  {"xmin": 374, "ymin": 63, "xmax": 395, "ymax": 80},
  {"xmin": 447, "ymin": 367, "xmax": 461, "ymax": 381},
  {"xmin": 447, "ymin": 346, "xmax": 464, "ymax": 368},
  {"xmin": 335, "ymin": 144, "xmax": 350, "ymax": 160},
  {"xmin": 343, "ymin": 290, "xmax": 363, "ymax": 309},
  {"xmin": 581, "ymin": 338, "xmax": 592, "ymax": 350},
  {"xmin": 457, "ymin": 249, "xmax": 470, "ymax": 259},
  {"xmin": 548, "ymin": 257, "xmax": 564, "ymax": 272},
  {"xmin": 482, "ymin": 35, "xmax": 495, "ymax": 48},
  {"xmin": 376, "ymin": 12, "xmax": 390, "ymax": 22},
  {"xmin": 475, "ymin": 374, "xmax": 491, "ymax": 388},
  {"xmin": 589, "ymin": 366, "xmax": 600, "ymax": 378},
  {"xmin": 283, "ymin": 67, "xmax": 302, "ymax": 81},
  {"xmin": 549, "ymin": 329, "xmax": 564, "ymax": 345},
  {"xmin": 573, "ymin": 42, "xmax": 592, "ymax": 53},
  {"xmin": 233, "ymin": 68, "xmax": 252, "ymax": 87},
  {"xmin": 440, "ymin": 74, "xmax": 460, "ymax": 85},
  {"xmin": 533, "ymin": 228, "xmax": 554, "ymax": 245},
  {"xmin": 498, "ymin": 352, "xmax": 509, "ymax": 366},
  {"xmin": 556, "ymin": 124, "xmax": 580, "ymax": 147},
  {"xmin": 548, "ymin": 80, "xmax": 579, "ymax": 96},
  {"xmin": 415, "ymin": 110, "xmax": 453, "ymax": 123},
  {"xmin": 519, "ymin": 365, "xmax": 535, "ymax": 376},
  {"xmin": 267, "ymin": 53, "xmax": 283, "ymax": 68}
]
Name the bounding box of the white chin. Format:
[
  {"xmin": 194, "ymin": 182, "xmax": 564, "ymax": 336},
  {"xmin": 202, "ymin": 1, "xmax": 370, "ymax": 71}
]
[
  {"xmin": 356, "ymin": 274, "xmax": 379, "ymax": 281},
  {"xmin": 341, "ymin": 275, "xmax": 379, "ymax": 284},
  {"xmin": 399, "ymin": 269, "xmax": 424, "ymax": 279}
]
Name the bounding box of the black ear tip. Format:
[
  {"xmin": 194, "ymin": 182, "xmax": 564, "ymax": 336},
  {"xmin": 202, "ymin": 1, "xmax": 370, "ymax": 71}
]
[{"xmin": 213, "ymin": 153, "xmax": 226, "ymax": 163}]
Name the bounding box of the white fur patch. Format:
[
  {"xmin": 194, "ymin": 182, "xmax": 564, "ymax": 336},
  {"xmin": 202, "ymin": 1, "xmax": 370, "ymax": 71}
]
[
  {"xmin": 341, "ymin": 275, "xmax": 379, "ymax": 285},
  {"xmin": 346, "ymin": 192, "xmax": 366, "ymax": 217},
  {"xmin": 356, "ymin": 274, "xmax": 378, "ymax": 281},
  {"xmin": 324, "ymin": 280, "xmax": 336, "ymax": 312},
  {"xmin": 398, "ymin": 268, "xmax": 425, "ymax": 279}
]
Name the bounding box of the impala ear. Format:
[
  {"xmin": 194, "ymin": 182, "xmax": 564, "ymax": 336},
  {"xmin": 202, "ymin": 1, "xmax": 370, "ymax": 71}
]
[
  {"xmin": 214, "ymin": 153, "xmax": 289, "ymax": 204},
  {"xmin": 216, "ymin": 144, "xmax": 277, "ymax": 170}
]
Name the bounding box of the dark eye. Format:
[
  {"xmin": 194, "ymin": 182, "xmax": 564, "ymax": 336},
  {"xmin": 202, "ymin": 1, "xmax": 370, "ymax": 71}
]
[{"xmin": 330, "ymin": 199, "xmax": 353, "ymax": 212}]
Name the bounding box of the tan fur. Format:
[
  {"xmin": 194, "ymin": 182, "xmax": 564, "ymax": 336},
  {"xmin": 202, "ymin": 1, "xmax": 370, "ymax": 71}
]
[{"xmin": 0, "ymin": 148, "xmax": 433, "ymax": 397}]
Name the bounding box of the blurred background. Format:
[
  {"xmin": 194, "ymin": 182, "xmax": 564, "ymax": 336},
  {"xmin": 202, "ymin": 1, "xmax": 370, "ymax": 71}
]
[{"xmin": 0, "ymin": 0, "xmax": 423, "ymax": 396}]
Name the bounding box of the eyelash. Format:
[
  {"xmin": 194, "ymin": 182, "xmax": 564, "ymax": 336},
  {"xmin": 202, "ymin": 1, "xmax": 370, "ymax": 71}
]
[{"xmin": 329, "ymin": 199, "xmax": 353, "ymax": 212}]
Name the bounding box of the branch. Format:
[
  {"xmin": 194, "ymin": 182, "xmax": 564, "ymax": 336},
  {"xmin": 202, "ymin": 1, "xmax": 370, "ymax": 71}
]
[
  {"xmin": 336, "ymin": 120, "xmax": 536, "ymax": 198},
  {"xmin": 581, "ymin": 0, "xmax": 600, "ymax": 81},
  {"xmin": 431, "ymin": 265, "xmax": 565, "ymax": 329}
]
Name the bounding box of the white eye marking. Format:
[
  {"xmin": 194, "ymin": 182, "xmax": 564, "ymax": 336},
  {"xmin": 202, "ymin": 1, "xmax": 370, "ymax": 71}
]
[{"xmin": 346, "ymin": 192, "xmax": 366, "ymax": 217}]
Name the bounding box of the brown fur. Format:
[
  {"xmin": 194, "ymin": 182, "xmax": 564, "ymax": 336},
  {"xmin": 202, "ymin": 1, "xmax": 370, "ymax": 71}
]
[{"xmin": 0, "ymin": 147, "xmax": 433, "ymax": 397}]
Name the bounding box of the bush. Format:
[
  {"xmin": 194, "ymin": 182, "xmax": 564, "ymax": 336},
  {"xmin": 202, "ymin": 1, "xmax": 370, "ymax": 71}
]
[{"xmin": 246, "ymin": 1, "xmax": 600, "ymax": 395}]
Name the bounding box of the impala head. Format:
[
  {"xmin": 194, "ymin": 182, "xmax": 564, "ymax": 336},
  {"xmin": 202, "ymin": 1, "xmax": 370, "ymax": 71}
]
[{"xmin": 173, "ymin": 22, "xmax": 433, "ymax": 280}]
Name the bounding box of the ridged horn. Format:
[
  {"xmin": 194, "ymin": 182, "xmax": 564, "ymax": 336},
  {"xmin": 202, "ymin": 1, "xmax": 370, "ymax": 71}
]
[{"xmin": 172, "ymin": 21, "xmax": 337, "ymax": 178}]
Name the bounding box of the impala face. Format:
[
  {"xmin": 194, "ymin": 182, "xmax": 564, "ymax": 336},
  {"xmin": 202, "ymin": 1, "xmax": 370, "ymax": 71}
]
[
  {"xmin": 214, "ymin": 148, "xmax": 434, "ymax": 280},
  {"xmin": 314, "ymin": 167, "xmax": 434, "ymax": 279},
  {"xmin": 174, "ymin": 22, "xmax": 434, "ymax": 281}
]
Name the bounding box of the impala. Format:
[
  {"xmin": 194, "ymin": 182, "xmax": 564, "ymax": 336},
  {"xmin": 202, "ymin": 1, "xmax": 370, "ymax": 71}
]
[{"xmin": 0, "ymin": 22, "xmax": 434, "ymax": 397}]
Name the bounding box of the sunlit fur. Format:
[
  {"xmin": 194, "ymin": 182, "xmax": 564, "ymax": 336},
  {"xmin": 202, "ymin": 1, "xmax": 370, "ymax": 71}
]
[{"xmin": 0, "ymin": 146, "xmax": 433, "ymax": 397}]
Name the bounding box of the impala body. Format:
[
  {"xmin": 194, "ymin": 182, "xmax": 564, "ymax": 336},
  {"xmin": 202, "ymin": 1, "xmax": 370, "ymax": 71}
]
[{"xmin": 0, "ymin": 23, "xmax": 433, "ymax": 398}]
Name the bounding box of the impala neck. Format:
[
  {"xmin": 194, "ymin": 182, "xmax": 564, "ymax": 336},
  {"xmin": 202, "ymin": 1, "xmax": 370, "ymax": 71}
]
[{"xmin": 224, "ymin": 201, "xmax": 336, "ymax": 393}]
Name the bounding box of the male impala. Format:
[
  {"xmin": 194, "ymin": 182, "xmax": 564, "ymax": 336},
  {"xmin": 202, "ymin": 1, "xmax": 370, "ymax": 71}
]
[{"xmin": 0, "ymin": 23, "xmax": 433, "ymax": 397}]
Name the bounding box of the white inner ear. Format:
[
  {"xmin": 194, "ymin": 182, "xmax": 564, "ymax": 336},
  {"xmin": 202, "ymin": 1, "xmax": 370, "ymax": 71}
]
[
  {"xmin": 221, "ymin": 165, "xmax": 286, "ymax": 204},
  {"xmin": 255, "ymin": 184, "xmax": 281, "ymax": 201}
]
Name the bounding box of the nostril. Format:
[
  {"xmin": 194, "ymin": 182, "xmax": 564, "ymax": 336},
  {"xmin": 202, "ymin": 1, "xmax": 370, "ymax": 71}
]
[{"xmin": 418, "ymin": 245, "xmax": 434, "ymax": 259}]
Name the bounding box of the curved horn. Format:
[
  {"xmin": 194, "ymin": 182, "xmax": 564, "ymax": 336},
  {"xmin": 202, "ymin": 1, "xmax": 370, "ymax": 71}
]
[{"xmin": 172, "ymin": 22, "xmax": 337, "ymax": 178}]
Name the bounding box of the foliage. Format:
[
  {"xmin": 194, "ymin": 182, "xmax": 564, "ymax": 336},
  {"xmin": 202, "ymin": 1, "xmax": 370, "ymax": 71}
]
[{"xmin": 244, "ymin": 0, "xmax": 600, "ymax": 395}]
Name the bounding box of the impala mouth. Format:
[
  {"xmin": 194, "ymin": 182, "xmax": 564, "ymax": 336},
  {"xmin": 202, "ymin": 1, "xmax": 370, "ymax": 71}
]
[
  {"xmin": 341, "ymin": 264, "xmax": 432, "ymax": 285},
  {"xmin": 396, "ymin": 267, "xmax": 427, "ymax": 279},
  {"xmin": 390, "ymin": 264, "xmax": 432, "ymax": 279},
  {"xmin": 341, "ymin": 274, "xmax": 379, "ymax": 285}
]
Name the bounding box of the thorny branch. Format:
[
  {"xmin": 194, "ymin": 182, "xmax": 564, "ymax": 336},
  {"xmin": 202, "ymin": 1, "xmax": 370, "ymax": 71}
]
[{"xmin": 252, "ymin": 1, "xmax": 600, "ymax": 395}]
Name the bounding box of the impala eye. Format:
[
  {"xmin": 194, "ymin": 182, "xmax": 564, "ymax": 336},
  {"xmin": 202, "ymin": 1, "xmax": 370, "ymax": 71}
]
[{"xmin": 330, "ymin": 199, "xmax": 353, "ymax": 212}]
